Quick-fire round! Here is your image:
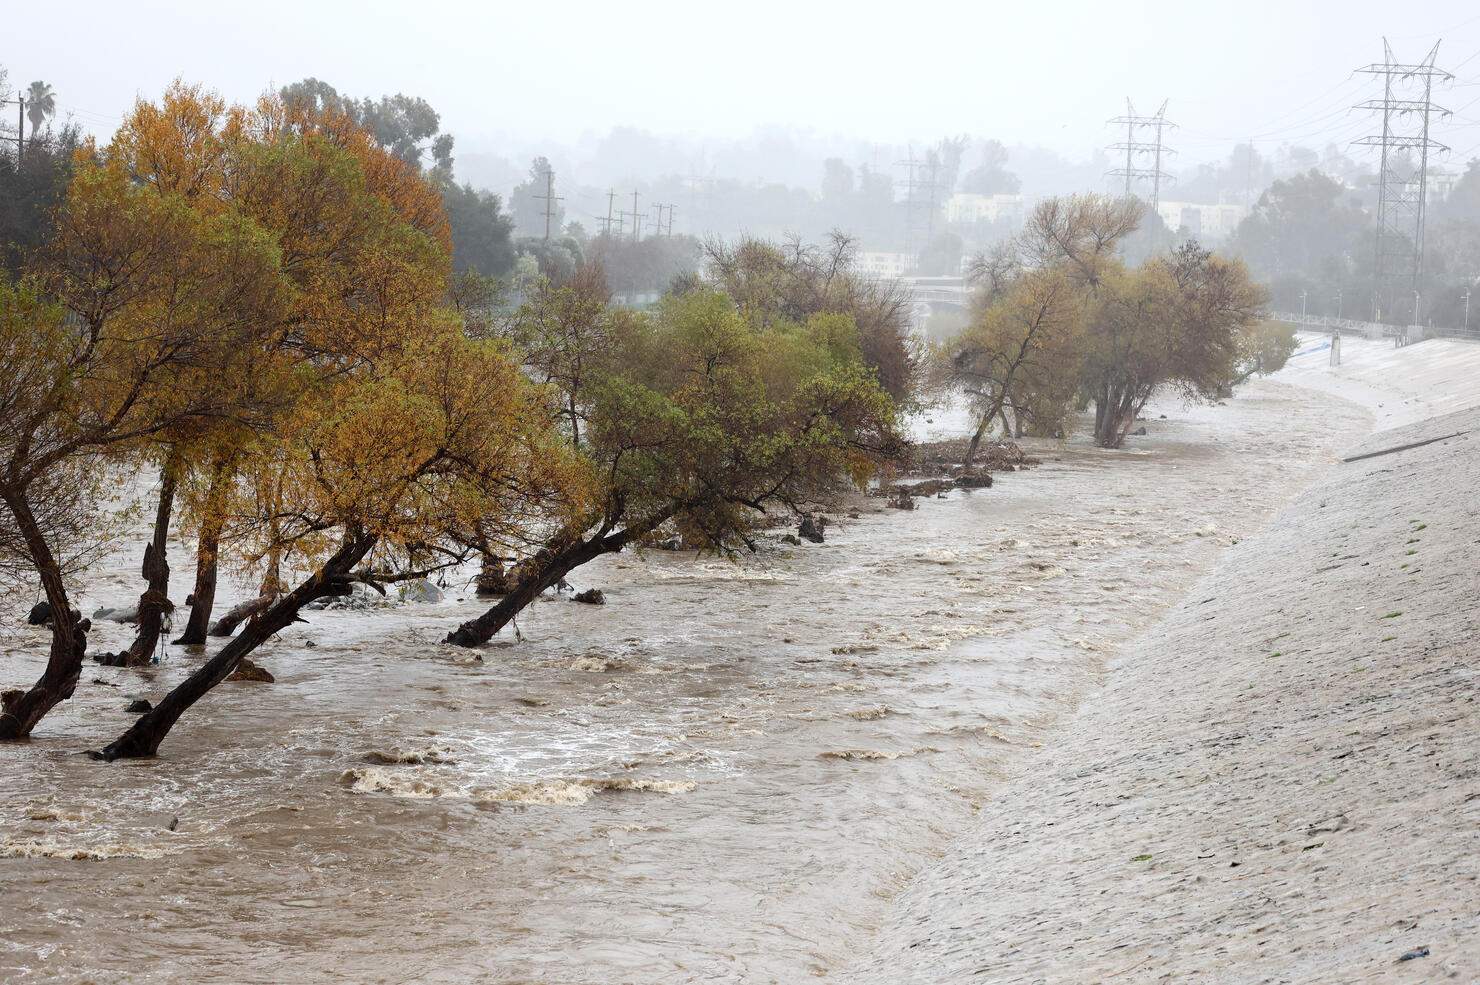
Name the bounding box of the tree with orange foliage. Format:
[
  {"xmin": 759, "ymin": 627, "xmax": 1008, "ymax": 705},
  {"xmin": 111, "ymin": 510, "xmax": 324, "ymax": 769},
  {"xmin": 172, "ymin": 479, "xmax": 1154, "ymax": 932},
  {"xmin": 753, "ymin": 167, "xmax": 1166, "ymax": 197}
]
[
  {"xmin": 96, "ymin": 322, "xmax": 582, "ymax": 759},
  {"xmin": 95, "ymin": 82, "xmax": 455, "ymax": 651},
  {"xmin": 0, "ymin": 161, "xmax": 286, "ymax": 738}
]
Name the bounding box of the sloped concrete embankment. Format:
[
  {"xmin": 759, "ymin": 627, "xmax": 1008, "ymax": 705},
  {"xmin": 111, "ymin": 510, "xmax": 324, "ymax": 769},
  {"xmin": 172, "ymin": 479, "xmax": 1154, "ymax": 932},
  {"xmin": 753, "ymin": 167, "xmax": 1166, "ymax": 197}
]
[{"xmin": 845, "ymin": 406, "xmax": 1480, "ymax": 984}]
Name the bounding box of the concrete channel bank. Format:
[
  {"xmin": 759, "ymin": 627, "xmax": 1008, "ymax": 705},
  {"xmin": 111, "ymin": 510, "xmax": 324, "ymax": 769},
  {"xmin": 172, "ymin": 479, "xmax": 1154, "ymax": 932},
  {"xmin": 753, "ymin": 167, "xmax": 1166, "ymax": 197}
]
[{"xmin": 844, "ymin": 341, "xmax": 1480, "ymax": 984}]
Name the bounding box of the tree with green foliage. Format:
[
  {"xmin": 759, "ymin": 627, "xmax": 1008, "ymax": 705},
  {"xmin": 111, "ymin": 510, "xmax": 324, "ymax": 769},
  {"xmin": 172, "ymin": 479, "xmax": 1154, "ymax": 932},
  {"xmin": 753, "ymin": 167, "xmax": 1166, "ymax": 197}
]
[
  {"xmin": 1081, "ymin": 242, "xmax": 1267, "ymax": 447},
  {"xmin": 510, "ymin": 157, "xmax": 563, "ymax": 237},
  {"xmin": 587, "ymin": 231, "xmax": 702, "ymax": 298},
  {"xmin": 960, "ymin": 140, "xmax": 1022, "ymax": 196},
  {"xmin": 916, "ymin": 231, "xmax": 964, "ymax": 275},
  {"xmin": 1231, "ymin": 169, "xmax": 1367, "ymax": 313},
  {"xmin": 0, "ymin": 118, "xmax": 81, "ymax": 273},
  {"xmin": 279, "ymin": 78, "xmax": 453, "ymax": 173},
  {"xmin": 440, "ymin": 180, "xmax": 516, "ymax": 277},
  {"xmin": 445, "ymin": 282, "xmax": 905, "ymax": 648},
  {"xmin": 940, "ymin": 267, "xmax": 1083, "ymax": 462},
  {"xmin": 702, "ymin": 232, "xmax": 919, "ymax": 405},
  {"xmin": 24, "ymin": 81, "xmax": 56, "ymax": 141},
  {"xmin": 948, "ymin": 195, "xmax": 1269, "ymax": 451}
]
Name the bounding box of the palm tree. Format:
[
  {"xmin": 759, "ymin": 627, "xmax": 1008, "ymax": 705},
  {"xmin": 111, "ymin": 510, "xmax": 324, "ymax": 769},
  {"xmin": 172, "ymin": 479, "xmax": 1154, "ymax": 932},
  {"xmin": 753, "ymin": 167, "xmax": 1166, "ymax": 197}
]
[{"xmin": 25, "ymin": 81, "xmax": 56, "ymax": 140}]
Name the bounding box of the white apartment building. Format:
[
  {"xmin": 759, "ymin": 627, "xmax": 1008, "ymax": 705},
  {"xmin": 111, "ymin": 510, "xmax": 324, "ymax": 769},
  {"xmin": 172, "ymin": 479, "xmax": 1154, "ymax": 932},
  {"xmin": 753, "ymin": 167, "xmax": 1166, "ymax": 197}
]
[
  {"xmin": 945, "ymin": 193, "xmax": 1027, "ymax": 227},
  {"xmin": 855, "ymin": 251, "xmax": 916, "ymax": 279},
  {"xmin": 1155, "ymin": 201, "xmax": 1249, "ymax": 241}
]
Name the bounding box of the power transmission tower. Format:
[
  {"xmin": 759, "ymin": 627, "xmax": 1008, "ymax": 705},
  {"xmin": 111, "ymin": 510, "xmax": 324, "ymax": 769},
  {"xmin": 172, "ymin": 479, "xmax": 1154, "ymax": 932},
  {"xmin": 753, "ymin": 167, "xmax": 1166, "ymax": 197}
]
[
  {"xmin": 685, "ymin": 167, "xmax": 717, "ymax": 237},
  {"xmin": 1354, "ymin": 38, "xmax": 1452, "ymax": 323},
  {"xmin": 894, "ymin": 148, "xmax": 918, "ymax": 254},
  {"xmin": 533, "ymin": 166, "xmax": 563, "ymax": 240},
  {"xmin": 1106, "ymin": 99, "xmax": 1177, "ymax": 210},
  {"xmin": 894, "ymin": 147, "xmax": 940, "ymax": 256}
]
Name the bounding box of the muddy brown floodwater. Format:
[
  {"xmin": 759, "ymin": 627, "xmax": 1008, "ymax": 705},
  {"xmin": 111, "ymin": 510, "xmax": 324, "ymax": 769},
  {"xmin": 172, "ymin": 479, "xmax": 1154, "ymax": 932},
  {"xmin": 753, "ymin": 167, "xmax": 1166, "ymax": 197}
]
[{"xmin": 0, "ymin": 378, "xmax": 1369, "ymax": 984}]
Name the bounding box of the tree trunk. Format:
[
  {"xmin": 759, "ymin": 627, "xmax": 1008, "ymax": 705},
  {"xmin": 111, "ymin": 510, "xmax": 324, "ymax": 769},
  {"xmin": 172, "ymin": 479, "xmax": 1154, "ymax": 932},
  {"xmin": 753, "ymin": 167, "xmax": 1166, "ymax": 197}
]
[
  {"xmin": 95, "ymin": 535, "xmax": 377, "ymax": 760},
  {"xmin": 1094, "ymin": 385, "xmax": 1144, "ymax": 449},
  {"xmin": 176, "ymin": 453, "xmax": 233, "ymax": 645},
  {"xmin": 0, "ymin": 490, "xmax": 84, "ymax": 740},
  {"xmin": 475, "ymin": 553, "xmax": 510, "ymax": 597},
  {"xmin": 962, "ymin": 395, "xmax": 1006, "ymax": 468},
  {"xmin": 208, "ymin": 594, "xmax": 275, "ymax": 637},
  {"xmin": 445, "ymin": 511, "xmax": 672, "ymax": 648},
  {"xmin": 113, "ymin": 452, "xmax": 182, "ymax": 666}
]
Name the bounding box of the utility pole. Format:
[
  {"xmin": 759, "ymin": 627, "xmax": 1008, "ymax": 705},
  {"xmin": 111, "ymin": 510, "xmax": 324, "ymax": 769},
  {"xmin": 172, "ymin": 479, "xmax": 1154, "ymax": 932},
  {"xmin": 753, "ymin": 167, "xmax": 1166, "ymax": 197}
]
[
  {"xmin": 533, "ymin": 166, "xmax": 563, "ymax": 241},
  {"xmin": 1463, "ymin": 290, "xmax": 1471, "ymax": 331},
  {"xmin": 1354, "ymin": 39, "xmax": 1452, "ymax": 324},
  {"xmin": 599, "ymin": 188, "xmax": 619, "ymax": 237},
  {"xmin": 1244, "ymin": 137, "xmax": 1253, "ymax": 210},
  {"xmin": 1107, "ymin": 99, "xmax": 1176, "ymax": 210},
  {"xmin": 1300, "ymin": 290, "xmax": 1308, "ymax": 322},
  {"xmin": 619, "ymin": 191, "xmax": 642, "ymax": 244},
  {"xmin": 1335, "ymin": 289, "xmax": 1343, "ymax": 320}
]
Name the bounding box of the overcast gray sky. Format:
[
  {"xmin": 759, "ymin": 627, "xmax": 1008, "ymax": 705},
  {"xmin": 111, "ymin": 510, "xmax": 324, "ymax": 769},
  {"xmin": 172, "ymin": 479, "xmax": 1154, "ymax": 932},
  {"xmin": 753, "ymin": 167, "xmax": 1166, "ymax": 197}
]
[{"xmin": 9, "ymin": 0, "xmax": 1480, "ymax": 171}]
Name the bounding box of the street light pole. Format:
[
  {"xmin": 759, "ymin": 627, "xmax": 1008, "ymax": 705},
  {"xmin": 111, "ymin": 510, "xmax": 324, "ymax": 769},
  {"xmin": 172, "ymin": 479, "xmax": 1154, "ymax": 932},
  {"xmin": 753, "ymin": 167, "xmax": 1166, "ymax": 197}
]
[
  {"xmin": 1464, "ymin": 290, "xmax": 1471, "ymax": 332},
  {"xmin": 1335, "ymin": 289, "xmax": 1343, "ymax": 320},
  {"xmin": 1299, "ymin": 290, "xmax": 1307, "ymax": 322}
]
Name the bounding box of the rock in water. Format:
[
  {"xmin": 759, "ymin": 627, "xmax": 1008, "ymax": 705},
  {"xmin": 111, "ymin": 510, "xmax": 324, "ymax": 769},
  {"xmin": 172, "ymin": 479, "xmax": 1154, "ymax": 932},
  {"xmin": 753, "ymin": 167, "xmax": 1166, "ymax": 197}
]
[
  {"xmin": 26, "ymin": 601, "xmax": 51, "ymax": 626},
  {"xmin": 402, "ymin": 579, "xmax": 443, "ymax": 604},
  {"xmin": 125, "ymin": 699, "xmax": 152, "ymax": 713},
  {"xmin": 799, "ymin": 515, "xmax": 825, "ymax": 543},
  {"xmin": 572, "ymin": 588, "xmax": 606, "ymax": 605},
  {"xmin": 227, "ymin": 659, "xmax": 275, "ymax": 683},
  {"xmin": 1132, "ymin": 426, "xmax": 1148, "ymax": 436}
]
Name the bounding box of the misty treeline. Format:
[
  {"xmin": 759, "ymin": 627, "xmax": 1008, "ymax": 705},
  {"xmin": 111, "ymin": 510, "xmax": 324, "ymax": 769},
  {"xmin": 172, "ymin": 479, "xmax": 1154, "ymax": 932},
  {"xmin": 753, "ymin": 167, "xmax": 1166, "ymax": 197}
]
[
  {"xmin": 937, "ymin": 196, "xmax": 1289, "ymax": 452},
  {"xmin": 1231, "ymin": 162, "xmax": 1480, "ymax": 328},
  {"xmin": 279, "ymin": 79, "xmax": 705, "ymax": 298},
  {"xmin": 0, "ymin": 82, "xmax": 912, "ymax": 759}
]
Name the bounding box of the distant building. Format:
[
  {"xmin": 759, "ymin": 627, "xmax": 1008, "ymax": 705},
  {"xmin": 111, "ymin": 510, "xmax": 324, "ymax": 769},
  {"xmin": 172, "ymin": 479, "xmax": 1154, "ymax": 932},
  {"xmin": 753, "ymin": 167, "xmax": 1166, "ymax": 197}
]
[
  {"xmin": 855, "ymin": 252, "xmax": 916, "ymax": 279},
  {"xmin": 1429, "ymin": 169, "xmax": 1460, "ymax": 203},
  {"xmin": 1156, "ymin": 201, "xmax": 1248, "ymax": 241},
  {"xmin": 946, "ymin": 193, "xmax": 1027, "ymax": 227}
]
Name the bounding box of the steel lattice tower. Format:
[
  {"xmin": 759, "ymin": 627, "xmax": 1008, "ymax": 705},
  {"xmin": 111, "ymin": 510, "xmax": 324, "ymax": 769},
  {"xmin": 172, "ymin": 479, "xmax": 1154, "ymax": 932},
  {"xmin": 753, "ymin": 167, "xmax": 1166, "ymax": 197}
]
[
  {"xmin": 1107, "ymin": 99, "xmax": 1176, "ymax": 211},
  {"xmin": 1354, "ymin": 39, "xmax": 1452, "ymax": 323}
]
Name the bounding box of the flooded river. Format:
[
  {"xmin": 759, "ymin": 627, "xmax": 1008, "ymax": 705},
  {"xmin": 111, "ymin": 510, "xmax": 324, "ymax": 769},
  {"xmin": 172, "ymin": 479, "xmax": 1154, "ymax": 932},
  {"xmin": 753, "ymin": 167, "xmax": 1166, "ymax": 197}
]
[{"xmin": 0, "ymin": 379, "xmax": 1369, "ymax": 984}]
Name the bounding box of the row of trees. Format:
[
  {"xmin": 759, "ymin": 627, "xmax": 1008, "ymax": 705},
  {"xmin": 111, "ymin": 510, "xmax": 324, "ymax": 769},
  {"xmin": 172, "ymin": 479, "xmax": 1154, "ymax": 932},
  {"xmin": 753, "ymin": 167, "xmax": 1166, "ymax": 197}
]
[
  {"xmin": 0, "ymin": 84, "xmax": 912, "ymax": 760},
  {"xmin": 1230, "ymin": 163, "xmax": 1480, "ymax": 328},
  {"xmin": 941, "ymin": 195, "xmax": 1284, "ymax": 452}
]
